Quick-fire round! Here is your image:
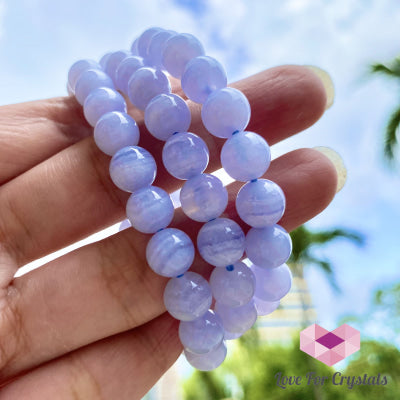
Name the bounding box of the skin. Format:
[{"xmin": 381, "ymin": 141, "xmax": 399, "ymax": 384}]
[{"xmin": 0, "ymin": 65, "xmax": 337, "ymax": 399}]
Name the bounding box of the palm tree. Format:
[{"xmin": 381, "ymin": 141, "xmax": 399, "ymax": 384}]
[
  {"xmin": 289, "ymin": 225, "xmax": 364, "ymax": 290},
  {"xmin": 289, "ymin": 225, "xmax": 364, "ymax": 327},
  {"xmin": 370, "ymin": 55, "xmax": 400, "ymax": 162}
]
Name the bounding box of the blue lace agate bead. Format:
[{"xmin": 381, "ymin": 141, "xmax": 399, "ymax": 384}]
[
  {"xmin": 182, "ymin": 56, "xmax": 227, "ymax": 103},
  {"xmin": 128, "ymin": 67, "xmax": 171, "ymax": 111},
  {"xmin": 99, "ymin": 52, "xmax": 112, "ymax": 69},
  {"xmin": 104, "ymin": 50, "xmax": 130, "ymax": 83},
  {"xmin": 68, "ymin": 59, "xmax": 100, "ymax": 92},
  {"xmin": 145, "ymin": 94, "xmax": 191, "ymax": 141},
  {"xmin": 215, "ymin": 299, "xmax": 257, "ymax": 334},
  {"xmin": 164, "ymin": 271, "xmax": 212, "ymax": 321},
  {"xmin": 236, "ymin": 179, "xmax": 285, "ymax": 227},
  {"xmin": 75, "ymin": 69, "xmax": 115, "ymax": 105},
  {"xmin": 115, "ymin": 56, "xmax": 144, "ymax": 94},
  {"xmin": 109, "ymin": 146, "xmax": 156, "ymax": 193},
  {"xmin": 94, "ymin": 111, "xmax": 139, "ymax": 156},
  {"xmin": 251, "ymin": 263, "xmax": 292, "ymax": 302},
  {"xmin": 83, "ymin": 87, "xmax": 127, "ymax": 127},
  {"xmin": 179, "ymin": 310, "xmax": 224, "ymax": 354},
  {"xmin": 130, "ymin": 38, "xmax": 139, "ymax": 55},
  {"xmin": 201, "ymin": 87, "xmax": 250, "ymax": 138},
  {"xmin": 253, "ymin": 297, "xmax": 280, "ymax": 316},
  {"xmin": 126, "ymin": 186, "xmax": 174, "ymax": 234},
  {"xmin": 221, "ymin": 131, "xmax": 271, "ymax": 181},
  {"xmin": 146, "ymin": 228, "xmax": 194, "ymax": 277},
  {"xmin": 197, "ymin": 218, "xmax": 245, "ymax": 267},
  {"xmin": 147, "ymin": 30, "xmax": 176, "ymax": 68},
  {"xmin": 223, "ymin": 330, "xmax": 243, "ymax": 340},
  {"xmin": 180, "ymin": 174, "xmax": 228, "ymax": 222},
  {"xmin": 210, "ymin": 261, "xmax": 255, "ymax": 307},
  {"xmin": 162, "ymin": 33, "xmax": 205, "ymax": 78},
  {"xmin": 136, "ymin": 27, "xmax": 164, "ymax": 59},
  {"xmin": 184, "ymin": 340, "xmax": 227, "ymax": 371},
  {"xmin": 162, "ymin": 132, "xmax": 209, "ymax": 179},
  {"xmin": 245, "ymin": 224, "xmax": 292, "ymax": 268}
]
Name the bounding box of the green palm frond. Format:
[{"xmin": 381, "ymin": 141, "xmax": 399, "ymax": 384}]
[
  {"xmin": 305, "ymin": 256, "xmax": 341, "ymax": 293},
  {"xmin": 311, "ymin": 228, "xmax": 365, "ymax": 246},
  {"xmin": 371, "ymin": 63, "xmax": 398, "ymax": 77},
  {"xmin": 384, "ymin": 106, "xmax": 400, "ymax": 161},
  {"xmin": 371, "ymin": 57, "xmax": 400, "ymax": 78},
  {"xmin": 289, "ymin": 225, "xmax": 364, "ymax": 292}
]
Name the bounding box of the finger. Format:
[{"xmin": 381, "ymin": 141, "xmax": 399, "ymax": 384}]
[
  {"xmin": 0, "ymin": 149, "xmax": 337, "ymax": 381},
  {"xmin": 0, "ymin": 65, "xmax": 327, "ymax": 266},
  {"xmin": 0, "ymin": 313, "xmax": 181, "ymax": 400},
  {"xmin": 0, "ymin": 96, "xmax": 92, "ymax": 185},
  {"xmin": 0, "ymin": 75, "xmax": 189, "ymax": 186}
]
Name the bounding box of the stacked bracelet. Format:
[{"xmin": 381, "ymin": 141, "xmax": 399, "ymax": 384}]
[{"xmin": 67, "ymin": 27, "xmax": 293, "ymax": 371}]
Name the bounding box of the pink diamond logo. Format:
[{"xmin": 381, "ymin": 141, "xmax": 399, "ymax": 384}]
[{"xmin": 300, "ymin": 324, "xmax": 360, "ymax": 366}]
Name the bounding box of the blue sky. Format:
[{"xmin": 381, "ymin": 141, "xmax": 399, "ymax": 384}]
[{"xmin": 1, "ymin": 0, "xmax": 399, "ymax": 344}]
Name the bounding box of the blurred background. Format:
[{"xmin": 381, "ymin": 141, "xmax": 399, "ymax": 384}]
[{"xmin": 1, "ymin": 0, "xmax": 399, "ymax": 399}]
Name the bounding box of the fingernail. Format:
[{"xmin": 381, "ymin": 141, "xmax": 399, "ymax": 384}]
[
  {"xmin": 313, "ymin": 147, "xmax": 347, "ymax": 193},
  {"xmin": 305, "ymin": 66, "xmax": 335, "ymax": 110}
]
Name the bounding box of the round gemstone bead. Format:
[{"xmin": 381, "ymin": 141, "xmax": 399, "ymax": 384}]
[
  {"xmin": 162, "ymin": 33, "xmax": 205, "ymax": 78},
  {"xmin": 182, "ymin": 56, "xmax": 227, "ymax": 103},
  {"xmin": 197, "ymin": 218, "xmax": 245, "ymax": 267},
  {"xmin": 162, "ymin": 132, "xmax": 209, "ymax": 179},
  {"xmin": 128, "ymin": 67, "xmax": 171, "ymax": 111},
  {"xmin": 146, "ymin": 228, "xmax": 194, "ymax": 277},
  {"xmin": 215, "ymin": 299, "xmax": 257, "ymax": 334},
  {"xmin": 144, "ymin": 94, "xmax": 191, "ymax": 141},
  {"xmin": 104, "ymin": 50, "xmax": 130, "ymax": 83},
  {"xmin": 99, "ymin": 52, "xmax": 112, "ymax": 69},
  {"xmin": 68, "ymin": 59, "xmax": 100, "ymax": 92},
  {"xmin": 201, "ymin": 87, "xmax": 250, "ymax": 138},
  {"xmin": 147, "ymin": 30, "xmax": 176, "ymax": 68},
  {"xmin": 179, "ymin": 310, "xmax": 224, "ymax": 354},
  {"xmin": 83, "ymin": 87, "xmax": 127, "ymax": 127},
  {"xmin": 221, "ymin": 131, "xmax": 271, "ymax": 181},
  {"xmin": 75, "ymin": 69, "xmax": 115, "ymax": 105},
  {"xmin": 251, "ymin": 263, "xmax": 292, "ymax": 302},
  {"xmin": 236, "ymin": 179, "xmax": 285, "ymax": 227},
  {"xmin": 130, "ymin": 37, "xmax": 139, "ymax": 55},
  {"xmin": 209, "ymin": 261, "xmax": 255, "ymax": 307},
  {"xmin": 115, "ymin": 56, "xmax": 144, "ymax": 94},
  {"xmin": 109, "ymin": 146, "xmax": 156, "ymax": 193},
  {"xmin": 126, "ymin": 186, "xmax": 174, "ymax": 234},
  {"xmin": 94, "ymin": 111, "xmax": 140, "ymax": 156},
  {"xmin": 245, "ymin": 225, "xmax": 292, "ymax": 268},
  {"xmin": 136, "ymin": 27, "xmax": 164, "ymax": 58},
  {"xmin": 163, "ymin": 271, "xmax": 212, "ymax": 321},
  {"xmin": 253, "ymin": 297, "xmax": 280, "ymax": 316},
  {"xmin": 224, "ymin": 330, "xmax": 243, "ymax": 340},
  {"xmin": 184, "ymin": 340, "xmax": 227, "ymax": 371},
  {"xmin": 180, "ymin": 174, "xmax": 228, "ymax": 222}
]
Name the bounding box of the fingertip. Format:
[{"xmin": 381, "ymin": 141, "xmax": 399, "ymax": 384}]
[
  {"xmin": 234, "ymin": 65, "xmax": 328, "ymax": 144},
  {"xmin": 271, "ymin": 147, "xmax": 338, "ymax": 232}
]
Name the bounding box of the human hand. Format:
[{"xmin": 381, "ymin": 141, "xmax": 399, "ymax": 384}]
[{"xmin": 0, "ymin": 65, "xmax": 337, "ymax": 399}]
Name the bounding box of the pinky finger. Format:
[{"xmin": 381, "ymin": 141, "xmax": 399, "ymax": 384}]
[{"xmin": 0, "ymin": 313, "xmax": 181, "ymax": 400}]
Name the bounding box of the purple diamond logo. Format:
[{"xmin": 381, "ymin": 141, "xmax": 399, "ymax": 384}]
[
  {"xmin": 316, "ymin": 332, "xmax": 344, "ymax": 349},
  {"xmin": 300, "ymin": 324, "xmax": 361, "ymax": 366}
]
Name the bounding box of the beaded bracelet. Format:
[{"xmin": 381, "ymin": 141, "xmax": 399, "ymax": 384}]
[{"xmin": 67, "ymin": 27, "xmax": 293, "ymax": 371}]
